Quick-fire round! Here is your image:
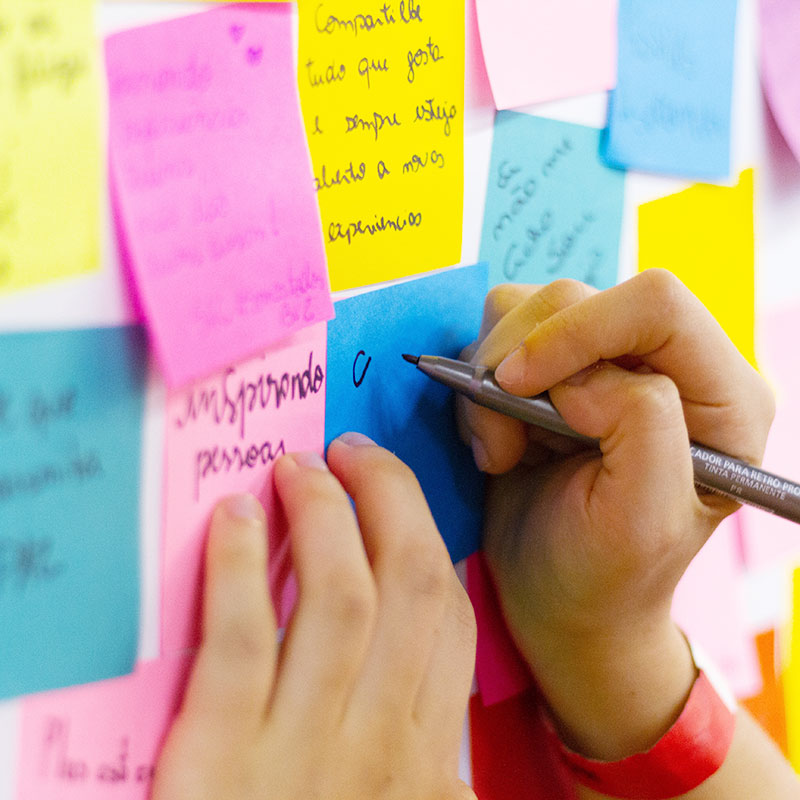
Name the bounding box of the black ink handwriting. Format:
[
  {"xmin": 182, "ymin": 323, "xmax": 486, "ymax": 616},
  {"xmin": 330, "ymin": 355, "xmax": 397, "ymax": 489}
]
[
  {"xmin": 174, "ymin": 350, "xmax": 325, "ymax": 440},
  {"xmin": 345, "ymin": 110, "xmax": 401, "ymax": 140},
  {"xmin": 352, "ymin": 350, "xmax": 372, "ymax": 387},
  {"xmin": 407, "ymin": 36, "xmax": 443, "ymax": 83},
  {"xmin": 327, "ymin": 210, "xmax": 422, "ymax": 245},
  {"xmin": 413, "ymin": 98, "xmax": 456, "ymax": 136}
]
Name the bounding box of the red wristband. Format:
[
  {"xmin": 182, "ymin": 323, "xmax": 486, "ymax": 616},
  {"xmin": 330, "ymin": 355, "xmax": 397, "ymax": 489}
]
[{"xmin": 541, "ymin": 670, "xmax": 736, "ymax": 799}]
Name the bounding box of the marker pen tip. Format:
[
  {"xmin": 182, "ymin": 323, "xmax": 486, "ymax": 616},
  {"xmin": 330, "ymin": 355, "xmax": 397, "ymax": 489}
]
[{"xmin": 402, "ymin": 353, "xmax": 419, "ymax": 365}]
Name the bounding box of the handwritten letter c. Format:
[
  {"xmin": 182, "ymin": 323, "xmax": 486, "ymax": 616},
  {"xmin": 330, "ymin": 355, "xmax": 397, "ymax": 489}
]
[{"xmin": 352, "ymin": 350, "xmax": 371, "ymax": 388}]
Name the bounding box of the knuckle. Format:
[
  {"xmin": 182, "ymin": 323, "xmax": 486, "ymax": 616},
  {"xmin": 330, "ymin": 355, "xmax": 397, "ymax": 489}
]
[
  {"xmin": 538, "ymin": 277, "xmax": 595, "ymax": 313},
  {"xmin": 624, "ymin": 373, "xmax": 682, "ymax": 419},
  {"xmin": 637, "ymin": 268, "xmax": 686, "ymax": 313},
  {"xmin": 322, "ymin": 571, "xmax": 378, "ymax": 633},
  {"xmin": 393, "ymin": 537, "xmax": 452, "ymax": 602},
  {"xmin": 210, "ymin": 617, "xmax": 272, "ymax": 662},
  {"xmin": 484, "ymin": 283, "xmax": 525, "ymax": 319}
]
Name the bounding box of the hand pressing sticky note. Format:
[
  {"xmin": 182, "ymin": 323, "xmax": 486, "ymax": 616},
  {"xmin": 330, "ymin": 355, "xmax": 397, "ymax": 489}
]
[
  {"xmin": 106, "ymin": 5, "xmax": 333, "ymax": 389},
  {"xmin": 297, "ymin": 0, "xmax": 464, "ymax": 291},
  {"xmin": 0, "ymin": 326, "xmax": 147, "ymax": 700},
  {"xmin": 602, "ymin": 0, "xmax": 738, "ymax": 179},
  {"xmin": 480, "ymin": 112, "xmax": 624, "ymax": 290},
  {"xmin": 325, "ymin": 263, "xmax": 488, "ymax": 564},
  {"xmin": 475, "ymin": 0, "xmax": 618, "ymax": 110},
  {"xmin": 18, "ymin": 654, "xmax": 192, "ymax": 800},
  {"xmin": 0, "ymin": 0, "xmax": 100, "ymax": 293},
  {"xmin": 638, "ymin": 169, "xmax": 756, "ymax": 367},
  {"xmin": 161, "ymin": 322, "xmax": 327, "ymax": 655}
]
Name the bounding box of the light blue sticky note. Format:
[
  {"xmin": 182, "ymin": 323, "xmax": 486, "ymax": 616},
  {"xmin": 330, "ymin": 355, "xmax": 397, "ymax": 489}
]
[
  {"xmin": 601, "ymin": 0, "xmax": 738, "ymax": 178},
  {"xmin": 480, "ymin": 111, "xmax": 624, "ymax": 290},
  {"xmin": 0, "ymin": 326, "xmax": 147, "ymax": 699},
  {"xmin": 325, "ymin": 264, "xmax": 488, "ymax": 564}
]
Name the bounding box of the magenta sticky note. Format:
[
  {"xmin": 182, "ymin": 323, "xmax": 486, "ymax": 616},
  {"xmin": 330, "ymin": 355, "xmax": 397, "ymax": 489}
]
[
  {"xmin": 18, "ymin": 654, "xmax": 192, "ymax": 800},
  {"xmin": 475, "ymin": 0, "xmax": 617, "ymax": 109},
  {"xmin": 672, "ymin": 513, "xmax": 761, "ymax": 699},
  {"xmin": 161, "ymin": 322, "xmax": 326, "ymax": 655},
  {"xmin": 106, "ymin": 5, "xmax": 333, "ymax": 388},
  {"xmin": 741, "ymin": 303, "xmax": 800, "ymax": 569},
  {"xmin": 467, "ymin": 552, "xmax": 533, "ymax": 707},
  {"xmin": 760, "ymin": 0, "xmax": 800, "ymax": 165}
]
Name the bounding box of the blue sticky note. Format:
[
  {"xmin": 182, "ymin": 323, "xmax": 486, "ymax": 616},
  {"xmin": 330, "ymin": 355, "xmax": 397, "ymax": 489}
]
[
  {"xmin": 325, "ymin": 264, "xmax": 488, "ymax": 564},
  {"xmin": 480, "ymin": 111, "xmax": 624, "ymax": 290},
  {"xmin": 601, "ymin": 0, "xmax": 738, "ymax": 178},
  {"xmin": 0, "ymin": 326, "xmax": 147, "ymax": 699}
]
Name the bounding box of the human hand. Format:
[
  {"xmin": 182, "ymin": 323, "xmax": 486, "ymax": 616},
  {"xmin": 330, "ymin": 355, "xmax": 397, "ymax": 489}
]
[
  {"xmin": 152, "ymin": 434, "xmax": 477, "ymax": 800},
  {"xmin": 457, "ymin": 271, "xmax": 774, "ymax": 758}
]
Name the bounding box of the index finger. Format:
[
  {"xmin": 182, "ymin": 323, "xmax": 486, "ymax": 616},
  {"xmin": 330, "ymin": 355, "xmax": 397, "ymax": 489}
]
[{"xmin": 493, "ymin": 269, "xmax": 774, "ymax": 463}]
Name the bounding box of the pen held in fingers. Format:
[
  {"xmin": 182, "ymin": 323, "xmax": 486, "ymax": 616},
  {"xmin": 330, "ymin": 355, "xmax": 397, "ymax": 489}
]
[{"xmin": 404, "ymin": 353, "xmax": 800, "ymax": 526}]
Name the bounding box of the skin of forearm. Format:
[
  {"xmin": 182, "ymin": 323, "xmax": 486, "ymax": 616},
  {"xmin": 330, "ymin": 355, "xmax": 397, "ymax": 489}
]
[
  {"xmin": 526, "ymin": 613, "xmax": 697, "ymax": 761},
  {"xmin": 577, "ymin": 711, "xmax": 800, "ymax": 800},
  {"xmin": 523, "ymin": 613, "xmax": 800, "ymax": 799}
]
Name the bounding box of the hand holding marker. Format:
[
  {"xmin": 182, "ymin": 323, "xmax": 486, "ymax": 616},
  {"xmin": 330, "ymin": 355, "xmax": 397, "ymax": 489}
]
[{"xmin": 404, "ymin": 353, "xmax": 800, "ymax": 525}]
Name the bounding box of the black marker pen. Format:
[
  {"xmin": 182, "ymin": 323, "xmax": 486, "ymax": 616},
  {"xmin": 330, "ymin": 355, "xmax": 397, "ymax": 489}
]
[{"xmin": 403, "ymin": 353, "xmax": 800, "ymax": 526}]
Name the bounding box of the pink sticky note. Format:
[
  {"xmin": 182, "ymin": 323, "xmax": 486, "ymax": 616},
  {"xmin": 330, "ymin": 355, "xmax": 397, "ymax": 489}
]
[
  {"xmin": 475, "ymin": 0, "xmax": 618, "ymax": 109},
  {"xmin": 672, "ymin": 513, "xmax": 762, "ymax": 699},
  {"xmin": 18, "ymin": 655, "xmax": 192, "ymax": 800},
  {"xmin": 466, "ymin": 552, "xmax": 533, "ymax": 707},
  {"xmin": 106, "ymin": 5, "xmax": 332, "ymax": 388},
  {"xmin": 741, "ymin": 303, "xmax": 800, "ymax": 569},
  {"xmin": 760, "ymin": 0, "xmax": 800, "ymax": 165},
  {"xmin": 161, "ymin": 322, "xmax": 326, "ymax": 654}
]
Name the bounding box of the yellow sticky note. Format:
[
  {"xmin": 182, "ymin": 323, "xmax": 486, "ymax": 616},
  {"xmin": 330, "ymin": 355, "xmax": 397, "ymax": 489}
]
[
  {"xmin": 297, "ymin": 0, "xmax": 464, "ymax": 291},
  {"xmin": 0, "ymin": 0, "xmax": 100, "ymax": 293},
  {"xmin": 782, "ymin": 566, "xmax": 800, "ymax": 771},
  {"xmin": 638, "ymin": 169, "xmax": 756, "ymax": 367}
]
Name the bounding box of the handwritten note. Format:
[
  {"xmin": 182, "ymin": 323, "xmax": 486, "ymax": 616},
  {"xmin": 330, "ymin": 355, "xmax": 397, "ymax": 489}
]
[
  {"xmin": 325, "ymin": 263, "xmax": 487, "ymax": 563},
  {"xmin": 18, "ymin": 654, "xmax": 192, "ymax": 800},
  {"xmin": 638, "ymin": 169, "xmax": 756, "ymax": 367},
  {"xmin": 759, "ymin": 0, "xmax": 800, "ymax": 166},
  {"xmin": 672, "ymin": 514, "xmax": 761, "ymax": 699},
  {"xmin": 740, "ymin": 302, "xmax": 800, "ymax": 569},
  {"xmin": 161, "ymin": 322, "xmax": 327, "ymax": 655},
  {"xmin": 0, "ymin": 326, "xmax": 146, "ymax": 699},
  {"xmin": 474, "ymin": 0, "xmax": 617, "ymax": 109},
  {"xmin": 601, "ymin": 0, "xmax": 738, "ymax": 178},
  {"xmin": 106, "ymin": 5, "xmax": 332, "ymax": 388},
  {"xmin": 480, "ymin": 112, "xmax": 624, "ymax": 290},
  {"xmin": 0, "ymin": 0, "xmax": 100, "ymax": 293},
  {"xmin": 297, "ymin": 0, "xmax": 464, "ymax": 291}
]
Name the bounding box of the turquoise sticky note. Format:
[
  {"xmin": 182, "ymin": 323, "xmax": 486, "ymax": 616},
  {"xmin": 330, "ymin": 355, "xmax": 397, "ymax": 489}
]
[
  {"xmin": 325, "ymin": 264, "xmax": 488, "ymax": 564},
  {"xmin": 0, "ymin": 326, "xmax": 147, "ymax": 699},
  {"xmin": 601, "ymin": 0, "xmax": 738, "ymax": 178},
  {"xmin": 480, "ymin": 111, "xmax": 624, "ymax": 290}
]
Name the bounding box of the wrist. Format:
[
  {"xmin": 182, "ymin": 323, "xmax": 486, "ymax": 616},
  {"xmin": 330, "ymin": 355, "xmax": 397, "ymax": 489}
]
[{"xmin": 522, "ymin": 614, "xmax": 697, "ymax": 761}]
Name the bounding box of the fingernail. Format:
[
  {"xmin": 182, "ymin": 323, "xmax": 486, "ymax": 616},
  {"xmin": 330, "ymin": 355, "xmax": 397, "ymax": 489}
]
[
  {"xmin": 224, "ymin": 493, "xmax": 263, "ymax": 521},
  {"xmin": 291, "ymin": 451, "xmax": 329, "ymax": 471},
  {"xmin": 494, "ymin": 345, "xmax": 526, "ymax": 388},
  {"xmin": 471, "ymin": 435, "xmax": 491, "ymax": 472},
  {"xmin": 336, "ymin": 431, "xmax": 377, "ymax": 447}
]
